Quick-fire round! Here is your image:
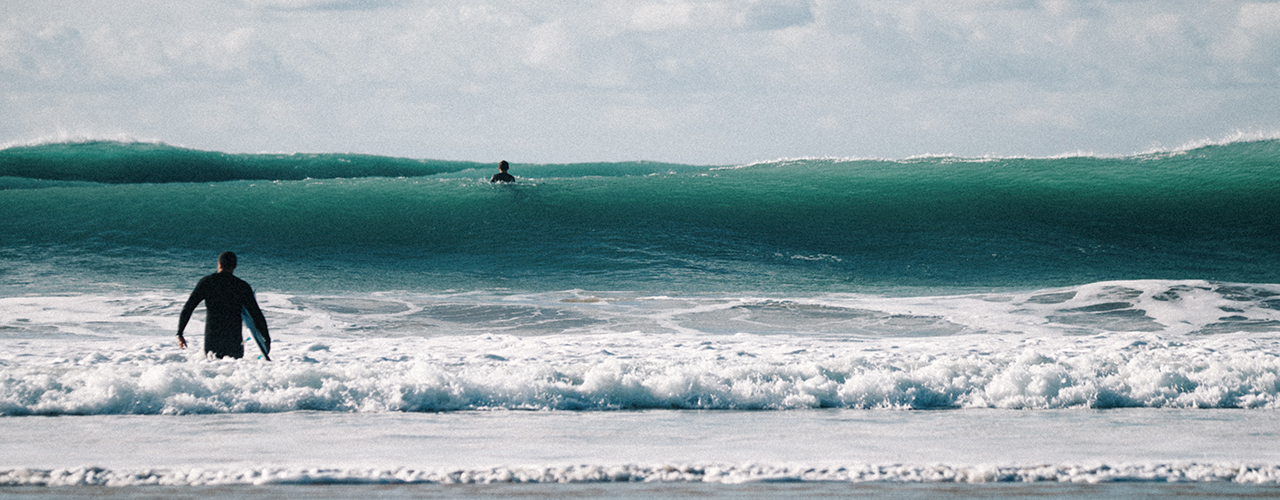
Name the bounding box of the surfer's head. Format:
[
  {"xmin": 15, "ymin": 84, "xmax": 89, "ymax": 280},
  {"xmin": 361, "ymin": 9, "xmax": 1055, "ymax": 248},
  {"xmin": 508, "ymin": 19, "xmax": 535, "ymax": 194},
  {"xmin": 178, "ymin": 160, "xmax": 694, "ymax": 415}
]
[
  {"xmin": 218, "ymin": 251, "xmax": 237, "ymax": 273},
  {"xmin": 499, "ymin": 160, "xmax": 509, "ymax": 172}
]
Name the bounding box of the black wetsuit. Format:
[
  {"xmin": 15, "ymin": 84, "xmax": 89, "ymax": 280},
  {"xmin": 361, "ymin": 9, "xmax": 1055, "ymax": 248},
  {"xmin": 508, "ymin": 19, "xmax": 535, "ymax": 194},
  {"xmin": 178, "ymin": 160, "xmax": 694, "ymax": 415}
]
[
  {"xmin": 490, "ymin": 172, "xmax": 515, "ymax": 183},
  {"xmin": 178, "ymin": 272, "xmax": 269, "ymax": 359}
]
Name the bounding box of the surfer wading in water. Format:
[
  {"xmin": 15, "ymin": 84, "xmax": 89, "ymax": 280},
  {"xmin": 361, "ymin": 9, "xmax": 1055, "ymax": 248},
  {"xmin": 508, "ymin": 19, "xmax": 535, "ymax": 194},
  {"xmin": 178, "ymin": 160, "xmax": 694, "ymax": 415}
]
[
  {"xmin": 490, "ymin": 160, "xmax": 515, "ymax": 183},
  {"xmin": 177, "ymin": 251, "xmax": 270, "ymax": 359}
]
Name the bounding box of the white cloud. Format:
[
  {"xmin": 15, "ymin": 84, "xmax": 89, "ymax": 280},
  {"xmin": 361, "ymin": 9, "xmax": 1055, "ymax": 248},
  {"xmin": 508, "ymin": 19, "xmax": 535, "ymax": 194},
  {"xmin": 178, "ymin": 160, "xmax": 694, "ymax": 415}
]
[
  {"xmin": 525, "ymin": 21, "xmax": 576, "ymax": 71},
  {"xmin": 239, "ymin": 0, "xmax": 401, "ymax": 11},
  {"xmin": 0, "ymin": 1, "xmax": 1277, "ymax": 162},
  {"xmin": 1211, "ymin": 2, "xmax": 1280, "ymax": 83},
  {"xmin": 1238, "ymin": 2, "xmax": 1280, "ymax": 31},
  {"xmin": 630, "ymin": 2, "xmax": 695, "ymax": 32}
]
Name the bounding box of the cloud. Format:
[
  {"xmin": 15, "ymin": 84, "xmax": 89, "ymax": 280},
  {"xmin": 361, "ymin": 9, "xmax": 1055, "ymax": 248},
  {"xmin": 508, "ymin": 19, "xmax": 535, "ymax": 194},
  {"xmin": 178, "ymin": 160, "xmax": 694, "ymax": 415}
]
[
  {"xmin": 630, "ymin": 3, "xmax": 695, "ymax": 31},
  {"xmin": 524, "ymin": 21, "xmax": 577, "ymax": 72},
  {"xmin": 239, "ymin": 0, "xmax": 403, "ymax": 11},
  {"xmin": 1, "ymin": 1, "xmax": 1277, "ymax": 162},
  {"xmin": 1212, "ymin": 2, "xmax": 1280, "ymax": 83},
  {"xmin": 739, "ymin": 0, "xmax": 814, "ymax": 31}
]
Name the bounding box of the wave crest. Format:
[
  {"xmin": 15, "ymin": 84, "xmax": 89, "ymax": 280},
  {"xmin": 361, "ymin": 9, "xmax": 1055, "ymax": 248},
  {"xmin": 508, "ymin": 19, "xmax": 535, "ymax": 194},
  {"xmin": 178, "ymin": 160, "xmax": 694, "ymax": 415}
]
[
  {"xmin": 4, "ymin": 327, "xmax": 1280, "ymax": 415},
  {"xmin": 0, "ymin": 140, "xmax": 482, "ymax": 183}
]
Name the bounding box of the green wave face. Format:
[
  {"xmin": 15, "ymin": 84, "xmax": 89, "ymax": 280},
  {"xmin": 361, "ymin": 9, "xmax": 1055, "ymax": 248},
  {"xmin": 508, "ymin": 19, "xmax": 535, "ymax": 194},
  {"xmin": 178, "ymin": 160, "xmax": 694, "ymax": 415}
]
[{"xmin": 3, "ymin": 140, "xmax": 1278, "ymax": 294}]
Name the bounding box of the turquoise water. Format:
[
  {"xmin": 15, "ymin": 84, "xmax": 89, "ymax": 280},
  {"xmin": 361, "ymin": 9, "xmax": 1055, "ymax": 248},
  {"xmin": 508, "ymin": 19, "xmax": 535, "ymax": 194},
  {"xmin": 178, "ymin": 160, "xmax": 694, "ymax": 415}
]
[
  {"xmin": 5, "ymin": 139, "xmax": 1280, "ymax": 495},
  {"xmin": 3, "ymin": 139, "xmax": 1278, "ymax": 295}
]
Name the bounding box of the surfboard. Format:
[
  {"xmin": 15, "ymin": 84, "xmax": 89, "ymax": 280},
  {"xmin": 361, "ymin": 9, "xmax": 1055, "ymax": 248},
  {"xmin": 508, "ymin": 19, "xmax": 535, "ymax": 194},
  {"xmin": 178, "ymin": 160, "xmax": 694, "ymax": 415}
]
[{"xmin": 241, "ymin": 306, "xmax": 271, "ymax": 361}]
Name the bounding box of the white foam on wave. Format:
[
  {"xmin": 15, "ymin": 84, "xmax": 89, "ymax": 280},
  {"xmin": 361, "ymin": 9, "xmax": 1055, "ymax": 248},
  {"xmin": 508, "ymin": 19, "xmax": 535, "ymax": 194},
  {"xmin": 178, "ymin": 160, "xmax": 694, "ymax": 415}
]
[
  {"xmin": 2, "ymin": 327, "xmax": 1279, "ymax": 414},
  {"xmin": 5, "ymin": 462, "xmax": 1280, "ymax": 486},
  {"xmin": 1151, "ymin": 129, "xmax": 1280, "ymax": 156},
  {"xmin": 0, "ymin": 131, "xmax": 168, "ymax": 151},
  {"xmin": 3, "ymin": 280, "xmax": 1280, "ymax": 415},
  {"xmin": 728, "ymin": 131, "xmax": 1280, "ymax": 168}
]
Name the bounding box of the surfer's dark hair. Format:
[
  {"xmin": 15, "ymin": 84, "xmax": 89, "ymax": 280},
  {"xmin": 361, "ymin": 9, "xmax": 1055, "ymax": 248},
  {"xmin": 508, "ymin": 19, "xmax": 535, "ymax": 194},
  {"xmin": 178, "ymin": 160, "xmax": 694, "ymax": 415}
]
[
  {"xmin": 219, "ymin": 251, "xmax": 237, "ymax": 271},
  {"xmin": 499, "ymin": 160, "xmax": 509, "ymax": 171}
]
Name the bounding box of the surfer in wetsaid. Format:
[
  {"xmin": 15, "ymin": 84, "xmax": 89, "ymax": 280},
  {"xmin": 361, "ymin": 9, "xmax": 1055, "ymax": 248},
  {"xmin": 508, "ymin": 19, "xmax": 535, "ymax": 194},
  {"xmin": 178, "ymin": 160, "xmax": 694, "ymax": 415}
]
[
  {"xmin": 489, "ymin": 160, "xmax": 515, "ymax": 183},
  {"xmin": 177, "ymin": 251, "xmax": 271, "ymax": 360}
]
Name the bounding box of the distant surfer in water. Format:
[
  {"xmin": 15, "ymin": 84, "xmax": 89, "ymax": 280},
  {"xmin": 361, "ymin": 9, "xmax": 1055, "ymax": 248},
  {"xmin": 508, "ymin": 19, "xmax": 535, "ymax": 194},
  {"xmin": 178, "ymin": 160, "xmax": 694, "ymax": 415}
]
[
  {"xmin": 490, "ymin": 160, "xmax": 515, "ymax": 183},
  {"xmin": 177, "ymin": 251, "xmax": 270, "ymax": 359}
]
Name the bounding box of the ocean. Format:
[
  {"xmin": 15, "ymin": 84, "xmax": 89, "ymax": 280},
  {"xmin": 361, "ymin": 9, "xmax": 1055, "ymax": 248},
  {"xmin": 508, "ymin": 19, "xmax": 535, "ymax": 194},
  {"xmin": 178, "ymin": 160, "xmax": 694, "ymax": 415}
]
[{"xmin": 3, "ymin": 138, "xmax": 1280, "ymax": 498}]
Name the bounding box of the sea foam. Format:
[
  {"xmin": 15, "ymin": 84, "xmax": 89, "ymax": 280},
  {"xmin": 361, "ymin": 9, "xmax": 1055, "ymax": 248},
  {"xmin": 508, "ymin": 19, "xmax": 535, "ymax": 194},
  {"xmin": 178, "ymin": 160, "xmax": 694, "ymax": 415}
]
[
  {"xmin": 6, "ymin": 462, "xmax": 1280, "ymax": 486},
  {"xmin": 3, "ymin": 333, "xmax": 1278, "ymax": 415},
  {"xmin": 4, "ymin": 281, "xmax": 1280, "ymax": 415}
]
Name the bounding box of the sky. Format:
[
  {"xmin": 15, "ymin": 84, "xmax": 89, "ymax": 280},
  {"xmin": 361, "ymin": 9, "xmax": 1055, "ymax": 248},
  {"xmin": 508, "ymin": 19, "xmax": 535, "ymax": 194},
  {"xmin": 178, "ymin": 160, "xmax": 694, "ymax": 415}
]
[{"xmin": 1, "ymin": 0, "xmax": 1278, "ymax": 164}]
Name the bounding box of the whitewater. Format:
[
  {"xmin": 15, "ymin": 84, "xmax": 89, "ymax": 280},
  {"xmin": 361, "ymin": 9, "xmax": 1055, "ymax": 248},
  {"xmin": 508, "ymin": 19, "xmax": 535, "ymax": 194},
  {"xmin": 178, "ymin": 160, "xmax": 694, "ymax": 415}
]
[{"xmin": 3, "ymin": 139, "xmax": 1280, "ymax": 498}]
